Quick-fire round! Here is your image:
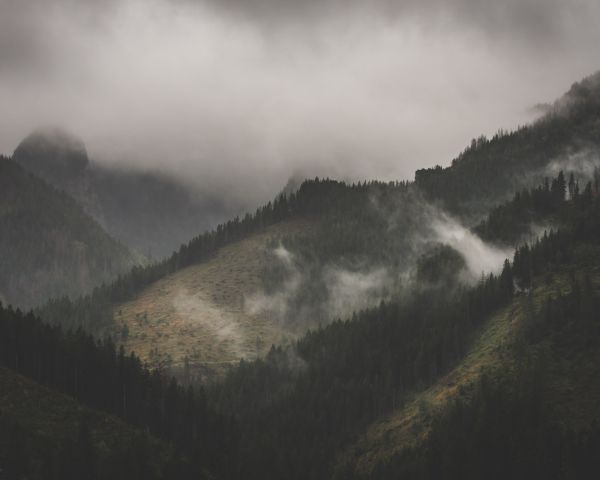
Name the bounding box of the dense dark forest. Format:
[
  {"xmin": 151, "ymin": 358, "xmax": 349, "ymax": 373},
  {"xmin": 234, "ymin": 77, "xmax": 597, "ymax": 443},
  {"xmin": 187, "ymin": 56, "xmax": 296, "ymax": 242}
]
[
  {"xmin": 0, "ymin": 304, "xmax": 236, "ymax": 479},
  {"xmin": 2, "ymin": 163, "xmax": 598, "ymax": 479},
  {"xmin": 210, "ymin": 268, "xmax": 514, "ymax": 480},
  {"xmin": 415, "ymin": 73, "xmax": 600, "ymax": 214},
  {"xmin": 0, "ymin": 156, "xmax": 138, "ymax": 309},
  {"xmin": 39, "ymin": 178, "xmax": 413, "ymax": 332},
  {"xmin": 3, "ymin": 73, "xmax": 600, "ymax": 479},
  {"xmin": 476, "ymin": 169, "xmax": 600, "ymax": 244},
  {"xmin": 352, "ymin": 276, "xmax": 600, "ymax": 480},
  {"xmin": 2, "ymin": 2, "xmax": 600, "ymax": 475},
  {"xmin": 210, "ymin": 173, "xmax": 600, "ymax": 479}
]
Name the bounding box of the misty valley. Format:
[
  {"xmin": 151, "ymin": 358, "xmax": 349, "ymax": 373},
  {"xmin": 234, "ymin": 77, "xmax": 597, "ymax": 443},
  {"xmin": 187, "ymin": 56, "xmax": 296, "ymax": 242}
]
[{"xmin": 2, "ymin": 2, "xmax": 600, "ymax": 478}]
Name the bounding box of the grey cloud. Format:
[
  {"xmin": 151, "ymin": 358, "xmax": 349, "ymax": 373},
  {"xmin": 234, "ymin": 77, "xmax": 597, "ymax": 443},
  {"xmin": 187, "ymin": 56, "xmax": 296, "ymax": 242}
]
[
  {"xmin": 0, "ymin": 0, "xmax": 599, "ymax": 210},
  {"xmin": 198, "ymin": 0, "xmax": 598, "ymax": 47}
]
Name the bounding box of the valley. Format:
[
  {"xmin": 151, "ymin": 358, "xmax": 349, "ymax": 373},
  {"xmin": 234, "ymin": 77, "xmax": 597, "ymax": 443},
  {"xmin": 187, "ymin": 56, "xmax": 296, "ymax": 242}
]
[
  {"xmin": 337, "ymin": 258, "xmax": 600, "ymax": 478},
  {"xmin": 1, "ymin": 65, "xmax": 600, "ymax": 479}
]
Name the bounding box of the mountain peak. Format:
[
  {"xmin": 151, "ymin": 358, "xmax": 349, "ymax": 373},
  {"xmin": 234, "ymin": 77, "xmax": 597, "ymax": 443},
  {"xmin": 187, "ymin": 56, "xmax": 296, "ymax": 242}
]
[{"xmin": 13, "ymin": 127, "xmax": 89, "ymax": 180}]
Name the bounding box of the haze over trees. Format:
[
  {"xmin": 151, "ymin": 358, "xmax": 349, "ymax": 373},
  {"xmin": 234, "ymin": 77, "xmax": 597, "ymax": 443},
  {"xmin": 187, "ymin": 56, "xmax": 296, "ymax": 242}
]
[
  {"xmin": 0, "ymin": 156, "xmax": 139, "ymax": 309},
  {"xmin": 2, "ymin": 48, "xmax": 600, "ymax": 480}
]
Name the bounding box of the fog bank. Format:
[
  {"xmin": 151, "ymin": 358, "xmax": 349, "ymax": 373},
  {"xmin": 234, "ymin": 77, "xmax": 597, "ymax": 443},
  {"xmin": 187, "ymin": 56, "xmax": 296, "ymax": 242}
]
[{"xmin": 1, "ymin": 0, "xmax": 599, "ymax": 207}]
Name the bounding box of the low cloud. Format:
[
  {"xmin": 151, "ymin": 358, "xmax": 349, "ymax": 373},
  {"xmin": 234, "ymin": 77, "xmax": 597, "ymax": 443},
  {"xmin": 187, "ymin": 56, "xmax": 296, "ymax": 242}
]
[
  {"xmin": 429, "ymin": 211, "xmax": 512, "ymax": 279},
  {"xmin": 324, "ymin": 267, "xmax": 390, "ymax": 319},
  {"xmin": 546, "ymin": 149, "xmax": 600, "ymax": 183},
  {"xmin": 1, "ymin": 0, "xmax": 599, "ymax": 209},
  {"xmin": 244, "ymin": 244, "xmax": 392, "ymax": 325},
  {"xmin": 244, "ymin": 198, "xmax": 514, "ymax": 326},
  {"xmin": 244, "ymin": 244, "xmax": 302, "ymax": 320}
]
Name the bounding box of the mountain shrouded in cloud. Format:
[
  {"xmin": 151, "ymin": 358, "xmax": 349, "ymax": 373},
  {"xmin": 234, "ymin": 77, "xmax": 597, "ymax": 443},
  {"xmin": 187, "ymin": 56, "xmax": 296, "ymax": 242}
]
[
  {"xmin": 1, "ymin": 0, "xmax": 599, "ymax": 209},
  {"xmin": 12, "ymin": 127, "xmax": 235, "ymax": 258},
  {"xmin": 3, "ymin": 0, "xmax": 600, "ymax": 473}
]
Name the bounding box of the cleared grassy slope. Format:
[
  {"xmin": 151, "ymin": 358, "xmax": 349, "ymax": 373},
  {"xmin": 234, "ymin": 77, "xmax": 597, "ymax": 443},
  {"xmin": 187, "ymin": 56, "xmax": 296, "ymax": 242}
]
[
  {"xmin": 337, "ymin": 263, "xmax": 600, "ymax": 478},
  {"xmin": 114, "ymin": 218, "xmax": 319, "ymax": 379}
]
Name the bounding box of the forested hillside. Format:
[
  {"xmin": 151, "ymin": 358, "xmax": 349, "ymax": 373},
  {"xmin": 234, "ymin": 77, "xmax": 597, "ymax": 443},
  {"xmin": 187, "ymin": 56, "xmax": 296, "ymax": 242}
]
[
  {"xmin": 0, "ymin": 157, "xmax": 140, "ymax": 309},
  {"xmin": 415, "ymin": 71, "xmax": 600, "ymax": 214},
  {"xmin": 10, "ymin": 170, "xmax": 600, "ymax": 480},
  {"xmin": 13, "ymin": 128, "xmax": 233, "ymax": 258},
  {"xmin": 339, "ymin": 254, "xmax": 600, "ymax": 479},
  {"xmin": 204, "ymin": 173, "xmax": 600, "ymax": 479},
  {"xmin": 36, "ymin": 75, "xmax": 600, "ymax": 344},
  {"xmin": 0, "ymin": 367, "xmax": 179, "ymax": 480},
  {"xmin": 0, "ymin": 303, "xmax": 234, "ymax": 479},
  {"xmin": 3, "ymin": 72, "xmax": 600, "ymax": 479}
]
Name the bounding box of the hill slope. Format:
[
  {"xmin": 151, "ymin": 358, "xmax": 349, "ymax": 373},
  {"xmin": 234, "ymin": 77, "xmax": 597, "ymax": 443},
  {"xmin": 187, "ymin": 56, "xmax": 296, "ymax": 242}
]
[
  {"xmin": 336, "ymin": 257, "xmax": 600, "ymax": 479},
  {"xmin": 115, "ymin": 218, "xmax": 319, "ymax": 380},
  {"xmin": 0, "ymin": 367, "xmax": 180, "ymax": 480},
  {"xmin": 0, "ymin": 156, "xmax": 140, "ymax": 309},
  {"xmin": 44, "ymin": 73, "xmax": 600, "ymax": 334},
  {"xmin": 13, "ymin": 128, "xmax": 234, "ymax": 258},
  {"xmin": 416, "ymin": 71, "xmax": 600, "ymax": 215},
  {"xmin": 14, "ymin": 71, "xmax": 600, "ymax": 478}
]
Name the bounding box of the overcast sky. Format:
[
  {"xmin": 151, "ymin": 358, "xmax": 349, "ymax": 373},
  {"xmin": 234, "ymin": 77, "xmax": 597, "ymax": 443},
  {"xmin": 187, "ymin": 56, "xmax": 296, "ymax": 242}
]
[{"xmin": 1, "ymin": 0, "xmax": 599, "ymax": 206}]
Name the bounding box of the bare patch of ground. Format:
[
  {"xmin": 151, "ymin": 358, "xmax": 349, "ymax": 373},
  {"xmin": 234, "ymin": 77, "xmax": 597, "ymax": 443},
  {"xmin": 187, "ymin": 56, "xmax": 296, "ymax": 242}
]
[{"xmin": 114, "ymin": 219, "xmax": 318, "ymax": 380}]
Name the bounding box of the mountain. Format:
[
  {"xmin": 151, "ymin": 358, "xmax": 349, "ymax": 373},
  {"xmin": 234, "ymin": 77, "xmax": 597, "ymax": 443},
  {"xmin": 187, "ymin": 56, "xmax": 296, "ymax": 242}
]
[
  {"xmin": 17, "ymin": 71, "xmax": 600, "ymax": 478},
  {"xmin": 415, "ymin": 71, "xmax": 600, "ymax": 215},
  {"xmin": 0, "ymin": 156, "xmax": 140, "ymax": 309},
  {"xmin": 12, "ymin": 127, "xmax": 94, "ymax": 208},
  {"xmin": 39, "ymin": 179, "xmax": 424, "ymax": 375},
  {"xmin": 13, "ymin": 128, "xmax": 233, "ymax": 258},
  {"xmin": 0, "ymin": 303, "xmax": 230, "ymax": 479},
  {"xmin": 206, "ymin": 174, "xmax": 600, "ymax": 480},
  {"xmin": 0, "ymin": 367, "xmax": 176, "ymax": 480},
  {"xmin": 336, "ymin": 261, "xmax": 600, "ymax": 479}
]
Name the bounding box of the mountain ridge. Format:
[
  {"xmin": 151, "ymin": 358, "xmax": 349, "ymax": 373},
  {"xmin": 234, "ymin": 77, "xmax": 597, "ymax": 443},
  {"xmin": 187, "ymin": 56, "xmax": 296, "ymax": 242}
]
[
  {"xmin": 0, "ymin": 156, "xmax": 140, "ymax": 309},
  {"xmin": 13, "ymin": 129, "xmax": 235, "ymax": 258}
]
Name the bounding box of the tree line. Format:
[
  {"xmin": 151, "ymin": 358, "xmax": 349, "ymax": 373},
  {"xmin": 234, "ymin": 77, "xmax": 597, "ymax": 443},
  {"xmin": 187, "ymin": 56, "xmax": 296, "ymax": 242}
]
[
  {"xmin": 352, "ymin": 272, "xmax": 600, "ymax": 480},
  {"xmin": 0, "ymin": 303, "xmax": 237, "ymax": 479}
]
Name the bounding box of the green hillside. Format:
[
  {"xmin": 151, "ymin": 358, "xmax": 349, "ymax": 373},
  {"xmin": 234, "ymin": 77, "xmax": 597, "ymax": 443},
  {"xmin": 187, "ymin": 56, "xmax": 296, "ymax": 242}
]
[
  {"xmin": 415, "ymin": 71, "xmax": 600, "ymax": 215},
  {"xmin": 10, "ymin": 71, "xmax": 600, "ymax": 479},
  {"xmin": 37, "ymin": 74, "xmax": 600, "ymax": 345},
  {"xmin": 336, "ymin": 255, "xmax": 600, "ymax": 478},
  {"xmin": 201, "ymin": 171, "xmax": 600, "ymax": 480},
  {"xmin": 0, "ymin": 367, "xmax": 183, "ymax": 480},
  {"xmin": 0, "ymin": 301, "xmax": 235, "ymax": 479},
  {"xmin": 13, "ymin": 128, "xmax": 233, "ymax": 258},
  {"xmin": 115, "ymin": 219, "xmax": 320, "ymax": 380},
  {"xmin": 0, "ymin": 156, "xmax": 141, "ymax": 309}
]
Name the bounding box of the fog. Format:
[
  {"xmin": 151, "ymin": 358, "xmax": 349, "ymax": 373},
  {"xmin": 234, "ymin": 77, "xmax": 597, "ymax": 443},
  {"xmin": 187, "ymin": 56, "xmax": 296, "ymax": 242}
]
[
  {"xmin": 244, "ymin": 243, "xmax": 393, "ymax": 324},
  {"xmin": 325, "ymin": 267, "xmax": 390, "ymax": 319},
  {"xmin": 244, "ymin": 245, "xmax": 302, "ymax": 320},
  {"xmin": 428, "ymin": 211, "xmax": 512, "ymax": 279},
  {"xmin": 1, "ymin": 0, "xmax": 600, "ymax": 207},
  {"xmin": 244, "ymin": 194, "xmax": 514, "ymax": 326},
  {"xmin": 546, "ymin": 149, "xmax": 600, "ymax": 183}
]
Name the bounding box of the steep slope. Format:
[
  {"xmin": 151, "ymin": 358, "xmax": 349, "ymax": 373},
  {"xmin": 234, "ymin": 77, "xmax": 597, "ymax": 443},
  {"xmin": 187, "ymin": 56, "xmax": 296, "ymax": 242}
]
[
  {"xmin": 39, "ymin": 179, "xmax": 421, "ymax": 361},
  {"xmin": 16, "ymin": 71, "xmax": 600, "ymax": 478},
  {"xmin": 416, "ymin": 71, "xmax": 600, "ymax": 215},
  {"xmin": 12, "ymin": 127, "xmax": 96, "ymax": 212},
  {"xmin": 13, "ymin": 128, "xmax": 233, "ymax": 258},
  {"xmin": 0, "ymin": 302, "xmax": 235, "ymax": 479},
  {"xmin": 115, "ymin": 218, "xmax": 319, "ymax": 380},
  {"xmin": 0, "ymin": 367, "xmax": 179, "ymax": 480},
  {"xmin": 336, "ymin": 258, "xmax": 600, "ymax": 479},
  {"xmin": 197, "ymin": 171, "xmax": 600, "ymax": 480},
  {"xmin": 37, "ymin": 74, "xmax": 600, "ymax": 367},
  {"xmin": 0, "ymin": 156, "xmax": 140, "ymax": 309}
]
